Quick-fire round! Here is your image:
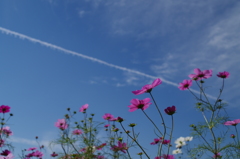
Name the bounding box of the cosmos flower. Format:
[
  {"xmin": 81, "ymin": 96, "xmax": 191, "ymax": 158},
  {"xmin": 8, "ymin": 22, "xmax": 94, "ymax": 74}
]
[
  {"xmin": 128, "ymin": 98, "xmax": 151, "ymax": 112},
  {"xmin": 79, "ymin": 104, "xmax": 89, "ymax": 112},
  {"xmin": 32, "ymin": 150, "xmax": 43, "ymax": 158},
  {"xmin": 150, "ymin": 138, "xmax": 162, "ymax": 145},
  {"xmin": 164, "ymin": 106, "xmax": 176, "ymax": 115},
  {"xmin": 161, "ymin": 154, "xmax": 175, "ymax": 159},
  {"xmin": 172, "ymin": 149, "xmax": 182, "ymax": 154},
  {"xmin": 102, "ymin": 113, "xmax": 115, "ymax": 121},
  {"xmin": 55, "ymin": 119, "xmax": 68, "ymax": 130},
  {"xmin": 0, "ymin": 105, "xmax": 10, "ymax": 113},
  {"xmin": 224, "ymin": 119, "xmax": 240, "ymax": 126},
  {"xmin": 26, "ymin": 147, "xmax": 37, "ymax": 151},
  {"xmin": 51, "ymin": 152, "xmax": 58, "ymax": 157},
  {"xmin": 217, "ymin": 71, "xmax": 230, "ymax": 78},
  {"xmin": 184, "ymin": 136, "xmax": 193, "ymax": 142},
  {"xmin": 111, "ymin": 141, "xmax": 128, "ymax": 153},
  {"xmin": 132, "ymin": 78, "xmax": 162, "ymax": 95},
  {"xmin": 178, "ymin": 79, "xmax": 192, "ymax": 90},
  {"xmin": 189, "ymin": 68, "xmax": 212, "ymax": 80},
  {"xmin": 72, "ymin": 129, "xmax": 83, "ymax": 135},
  {"xmin": 174, "ymin": 137, "xmax": 186, "ymax": 148}
]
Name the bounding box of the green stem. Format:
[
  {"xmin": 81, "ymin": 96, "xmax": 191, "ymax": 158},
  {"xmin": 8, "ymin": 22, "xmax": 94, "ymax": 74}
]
[
  {"xmin": 167, "ymin": 115, "xmax": 174, "ymax": 156},
  {"xmin": 149, "ymin": 92, "xmax": 167, "ymax": 157},
  {"xmin": 120, "ymin": 122, "xmax": 150, "ymax": 159}
]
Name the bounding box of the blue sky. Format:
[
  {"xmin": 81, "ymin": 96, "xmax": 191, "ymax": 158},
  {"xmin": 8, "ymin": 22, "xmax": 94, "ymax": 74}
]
[{"xmin": 1, "ymin": 0, "xmax": 240, "ymax": 158}]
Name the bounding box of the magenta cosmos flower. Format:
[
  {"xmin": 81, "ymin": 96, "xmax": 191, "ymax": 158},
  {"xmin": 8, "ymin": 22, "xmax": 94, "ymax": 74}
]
[
  {"xmin": 189, "ymin": 68, "xmax": 212, "ymax": 80},
  {"xmin": 161, "ymin": 154, "xmax": 175, "ymax": 159},
  {"xmin": 224, "ymin": 119, "xmax": 240, "ymax": 126},
  {"xmin": 150, "ymin": 138, "xmax": 162, "ymax": 145},
  {"xmin": 55, "ymin": 119, "xmax": 68, "ymax": 130},
  {"xmin": 32, "ymin": 150, "xmax": 43, "ymax": 158},
  {"xmin": 79, "ymin": 104, "xmax": 89, "ymax": 112},
  {"xmin": 178, "ymin": 79, "xmax": 192, "ymax": 90},
  {"xmin": 132, "ymin": 78, "xmax": 162, "ymax": 95},
  {"xmin": 0, "ymin": 105, "xmax": 10, "ymax": 113},
  {"xmin": 128, "ymin": 98, "xmax": 151, "ymax": 112},
  {"xmin": 51, "ymin": 152, "xmax": 58, "ymax": 157},
  {"xmin": 217, "ymin": 71, "xmax": 230, "ymax": 79},
  {"xmin": 164, "ymin": 106, "xmax": 176, "ymax": 115}
]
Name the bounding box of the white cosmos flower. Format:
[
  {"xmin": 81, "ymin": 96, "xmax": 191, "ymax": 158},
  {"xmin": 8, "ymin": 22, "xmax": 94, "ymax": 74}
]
[
  {"xmin": 175, "ymin": 137, "xmax": 186, "ymax": 148},
  {"xmin": 172, "ymin": 149, "xmax": 182, "ymax": 154},
  {"xmin": 185, "ymin": 136, "xmax": 193, "ymax": 142}
]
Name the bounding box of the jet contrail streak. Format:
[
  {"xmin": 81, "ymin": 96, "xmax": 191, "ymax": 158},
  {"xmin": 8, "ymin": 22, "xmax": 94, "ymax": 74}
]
[{"xmin": 0, "ymin": 26, "xmax": 217, "ymax": 100}]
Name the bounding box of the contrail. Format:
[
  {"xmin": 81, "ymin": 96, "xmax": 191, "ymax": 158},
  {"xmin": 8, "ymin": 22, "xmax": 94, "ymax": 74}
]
[{"xmin": 0, "ymin": 26, "xmax": 217, "ymax": 100}]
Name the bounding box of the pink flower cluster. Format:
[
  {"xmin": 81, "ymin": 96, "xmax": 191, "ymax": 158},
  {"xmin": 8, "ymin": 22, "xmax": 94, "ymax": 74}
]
[
  {"xmin": 25, "ymin": 148, "xmax": 43, "ymax": 158},
  {"xmin": 179, "ymin": 68, "xmax": 230, "ymax": 90}
]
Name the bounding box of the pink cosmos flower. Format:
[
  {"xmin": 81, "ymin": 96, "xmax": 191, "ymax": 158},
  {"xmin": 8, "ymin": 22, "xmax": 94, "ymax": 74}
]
[
  {"xmin": 0, "ymin": 105, "xmax": 10, "ymax": 113},
  {"xmin": 104, "ymin": 124, "xmax": 110, "ymax": 128},
  {"xmin": 217, "ymin": 71, "xmax": 230, "ymax": 79},
  {"xmin": 128, "ymin": 98, "xmax": 151, "ymax": 112},
  {"xmin": 162, "ymin": 140, "xmax": 171, "ymax": 145},
  {"xmin": 224, "ymin": 119, "xmax": 240, "ymax": 126},
  {"xmin": 189, "ymin": 68, "xmax": 212, "ymax": 80},
  {"xmin": 161, "ymin": 154, "xmax": 175, "ymax": 159},
  {"xmin": 25, "ymin": 152, "xmax": 34, "ymax": 158},
  {"xmin": 164, "ymin": 106, "xmax": 176, "ymax": 115},
  {"xmin": 27, "ymin": 147, "xmax": 37, "ymax": 151},
  {"xmin": 111, "ymin": 141, "xmax": 128, "ymax": 153},
  {"xmin": 150, "ymin": 138, "xmax": 162, "ymax": 145},
  {"xmin": 102, "ymin": 113, "xmax": 115, "ymax": 121},
  {"xmin": 72, "ymin": 129, "xmax": 83, "ymax": 135},
  {"xmin": 132, "ymin": 78, "xmax": 162, "ymax": 95},
  {"xmin": 0, "ymin": 150, "xmax": 11, "ymax": 156},
  {"xmin": 178, "ymin": 79, "xmax": 192, "ymax": 90},
  {"xmin": 155, "ymin": 157, "xmax": 161, "ymax": 159},
  {"xmin": 32, "ymin": 150, "xmax": 43, "ymax": 158},
  {"xmin": 51, "ymin": 152, "xmax": 58, "ymax": 157},
  {"xmin": 0, "ymin": 150, "xmax": 14, "ymax": 159},
  {"xmin": 1, "ymin": 127, "xmax": 13, "ymax": 136},
  {"xmin": 55, "ymin": 119, "xmax": 68, "ymax": 130},
  {"xmin": 79, "ymin": 104, "xmax": 89, "ymax": 112}
]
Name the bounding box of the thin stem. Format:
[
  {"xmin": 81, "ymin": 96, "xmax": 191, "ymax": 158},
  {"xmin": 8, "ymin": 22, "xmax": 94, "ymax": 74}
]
[
  {"xmin": 235, "ymin": 126, "xmax": 240, "ymax": 146},
  {"xmin": 126, "ymin": 149, "xmax": 132, "ymax": 159},
  {"xmin": 141, "ymin": 110, "xmax": 163, "ymax": 136},
  {"xmin": 167, "ymin": 115, "xmax": 174, "ymax": 156},
  {"xmin": 149, "ymin": 92, "xmax": 167, "ymax": 157},
  {"xmin": 193, "ymin": 128, "xmax": 212, "ymax": 149},
  {"xmin": 120, "ymin": 122, "xmax": 150, "ymax": 159}
]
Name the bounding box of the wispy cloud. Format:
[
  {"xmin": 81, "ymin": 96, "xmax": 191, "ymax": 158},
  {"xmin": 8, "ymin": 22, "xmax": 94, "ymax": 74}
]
[{"xmin": 0, "ymin": 26, "xmax": 218, "ymax": 100}]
